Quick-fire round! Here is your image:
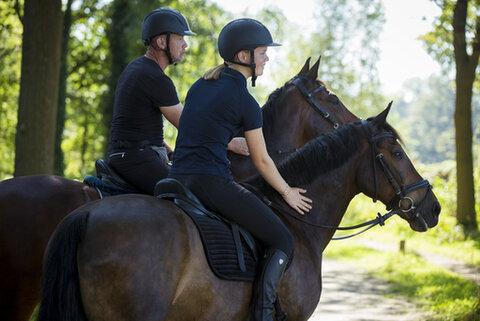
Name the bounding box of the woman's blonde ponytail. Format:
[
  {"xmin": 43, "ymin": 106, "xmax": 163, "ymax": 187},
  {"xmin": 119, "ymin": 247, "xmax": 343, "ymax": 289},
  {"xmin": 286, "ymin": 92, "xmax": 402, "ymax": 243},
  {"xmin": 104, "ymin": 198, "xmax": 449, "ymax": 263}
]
[{"xmin": 203, "ymin": 63, "xmax": 229, "ymax": 80}]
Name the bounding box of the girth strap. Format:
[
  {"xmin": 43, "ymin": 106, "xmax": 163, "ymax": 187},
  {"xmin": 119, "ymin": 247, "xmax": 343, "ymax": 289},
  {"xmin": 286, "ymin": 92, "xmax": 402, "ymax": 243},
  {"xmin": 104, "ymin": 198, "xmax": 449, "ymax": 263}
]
[{"xmin": 231, "ymin": 223, "xmax": 246, "ymax": 272}]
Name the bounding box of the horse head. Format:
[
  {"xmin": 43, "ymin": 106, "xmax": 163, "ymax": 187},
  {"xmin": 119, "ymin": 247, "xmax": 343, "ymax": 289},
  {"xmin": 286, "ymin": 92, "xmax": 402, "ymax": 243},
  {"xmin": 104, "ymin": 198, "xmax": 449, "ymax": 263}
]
[
  {"xmin": 263, "ymin": 57, "xmax": 359, "ymax": 153},
  {"xmin": 230, "ymin": 57, "xmax": 360, "ymax": 180},
  {"xmin": 357, "ymin": 104, "xmax": 441, "ymax": 231}
]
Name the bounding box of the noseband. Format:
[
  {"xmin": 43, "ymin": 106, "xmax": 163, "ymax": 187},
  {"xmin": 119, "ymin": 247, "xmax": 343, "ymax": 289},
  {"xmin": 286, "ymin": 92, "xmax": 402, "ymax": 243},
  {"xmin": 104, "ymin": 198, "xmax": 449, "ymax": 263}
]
[{"xmin": 360, "ymin": 120, "xmax": 432, "ymax": 222}]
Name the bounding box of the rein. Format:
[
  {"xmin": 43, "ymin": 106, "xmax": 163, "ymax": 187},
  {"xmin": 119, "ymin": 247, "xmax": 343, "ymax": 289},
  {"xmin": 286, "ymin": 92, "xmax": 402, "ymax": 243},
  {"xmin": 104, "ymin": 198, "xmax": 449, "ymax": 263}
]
[
  {"xmin": 265, "ymin": 196, "xmax": 400, "ymax": 240},
  {"xmin": 242, "ymin": 182, "xmax": 399, "ymax": 241}
]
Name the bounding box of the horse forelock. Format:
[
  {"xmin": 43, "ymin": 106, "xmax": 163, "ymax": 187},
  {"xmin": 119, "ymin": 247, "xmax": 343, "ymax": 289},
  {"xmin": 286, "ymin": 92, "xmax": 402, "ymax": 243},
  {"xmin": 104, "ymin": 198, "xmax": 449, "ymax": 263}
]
[
  {"xmin": 278, "ymin": 122, "xmax": 362, "ymax": 186},
  {"xmin": 365, "ymin": 116, "xmax": 403, "ymax": 145}
]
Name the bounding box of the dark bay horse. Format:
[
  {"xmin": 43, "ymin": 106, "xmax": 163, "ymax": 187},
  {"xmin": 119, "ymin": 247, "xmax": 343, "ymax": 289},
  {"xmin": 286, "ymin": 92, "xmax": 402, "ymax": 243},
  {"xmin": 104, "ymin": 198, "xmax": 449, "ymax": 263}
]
[
  {"xmin": 38, "ymin": 106, "xmax": 441, "ymax": 321},
  {"xmin": 0, "ymin": 57, "xmax": 359, "ymax": 321}
]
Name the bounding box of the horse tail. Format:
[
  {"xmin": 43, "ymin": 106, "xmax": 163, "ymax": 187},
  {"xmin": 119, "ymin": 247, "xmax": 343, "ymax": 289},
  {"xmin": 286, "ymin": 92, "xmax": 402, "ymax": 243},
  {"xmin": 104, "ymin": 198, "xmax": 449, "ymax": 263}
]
[{"xmin": 37, "ymin": 210, "xmax": 90, "ymax": 321}]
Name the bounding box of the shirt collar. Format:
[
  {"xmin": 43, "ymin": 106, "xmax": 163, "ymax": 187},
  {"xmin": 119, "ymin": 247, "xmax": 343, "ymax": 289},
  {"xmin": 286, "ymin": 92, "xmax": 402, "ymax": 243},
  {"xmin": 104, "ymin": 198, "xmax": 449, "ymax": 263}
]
[{"xmin": 222, "ymin": 67, "xmax": 247, "ymax": 87}]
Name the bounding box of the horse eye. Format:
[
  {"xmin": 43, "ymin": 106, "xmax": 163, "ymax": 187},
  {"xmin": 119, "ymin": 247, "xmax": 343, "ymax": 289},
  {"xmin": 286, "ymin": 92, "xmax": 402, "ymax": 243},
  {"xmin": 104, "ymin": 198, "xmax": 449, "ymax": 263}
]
[{"xmin": 392, "ymin": 151, "xmax": 403, "ymax": 160}]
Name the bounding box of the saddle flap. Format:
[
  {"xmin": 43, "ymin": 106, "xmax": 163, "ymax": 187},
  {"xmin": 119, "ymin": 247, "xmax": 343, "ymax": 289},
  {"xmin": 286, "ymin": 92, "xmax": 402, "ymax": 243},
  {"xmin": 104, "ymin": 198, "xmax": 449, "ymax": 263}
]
[{"xmin": 155, "ymin": 179, "xmax": 259, "ymax": 281}]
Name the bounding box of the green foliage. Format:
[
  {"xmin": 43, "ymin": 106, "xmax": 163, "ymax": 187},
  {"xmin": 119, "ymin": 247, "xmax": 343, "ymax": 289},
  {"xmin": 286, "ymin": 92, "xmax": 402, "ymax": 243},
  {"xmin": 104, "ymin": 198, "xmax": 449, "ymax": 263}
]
[
  {"xmin": 306, "ymin": 0, "xmax": 387, "ymax": 117},
  {"xmin": 324, "ymin": 241, "xmax": 480, "ymax": 320},
  {"xmin": 391, "ymin": 76, "xmax": 457, "ymax": 163},
  {"xmin": 62, "ymin": 1, "xmax": 111, "ymax": 178},
  {"xmin": 418, "ymin": 0, "xmax": 456, "ymax": 70},
  {"xmin": 420, "ymin": 1, "xmax": 480, "ymax": 81},
  {"xmin": 0, "ymin": 0, "xmax": 22, "ymax": 179}
]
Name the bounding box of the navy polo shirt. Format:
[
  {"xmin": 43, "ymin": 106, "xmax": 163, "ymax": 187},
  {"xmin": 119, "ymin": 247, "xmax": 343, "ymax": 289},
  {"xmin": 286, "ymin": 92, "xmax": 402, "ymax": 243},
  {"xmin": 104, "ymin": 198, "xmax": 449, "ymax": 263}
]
[{"xmin": 170, "ymin": 68, "xmax": 262, "ymax": 180}]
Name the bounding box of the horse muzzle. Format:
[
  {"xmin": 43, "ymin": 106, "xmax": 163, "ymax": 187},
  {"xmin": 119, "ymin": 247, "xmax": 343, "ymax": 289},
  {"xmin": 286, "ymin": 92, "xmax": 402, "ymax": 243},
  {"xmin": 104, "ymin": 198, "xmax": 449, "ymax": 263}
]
[{"xmin": 407, "ymin": 198, "xmax": 441, "ymax": 232}]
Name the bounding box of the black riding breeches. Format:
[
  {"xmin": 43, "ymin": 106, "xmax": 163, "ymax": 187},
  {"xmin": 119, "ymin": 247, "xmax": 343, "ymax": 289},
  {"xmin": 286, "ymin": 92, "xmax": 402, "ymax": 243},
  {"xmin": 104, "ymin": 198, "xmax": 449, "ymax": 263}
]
[
  {"xmin": 170, "ymin": 174, "xmax": 294, "ymax": 258},
  {"xmin": 107, "ymin": 147, "xmax": 170, "ymax": 195}
]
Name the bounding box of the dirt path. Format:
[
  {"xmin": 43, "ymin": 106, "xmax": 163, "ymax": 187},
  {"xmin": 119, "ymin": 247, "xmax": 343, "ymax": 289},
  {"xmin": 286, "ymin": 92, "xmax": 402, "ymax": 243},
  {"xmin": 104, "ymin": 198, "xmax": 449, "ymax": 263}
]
[{"xmin": 308, "ymin": 258, "xmax": 428, "ymax": 321}]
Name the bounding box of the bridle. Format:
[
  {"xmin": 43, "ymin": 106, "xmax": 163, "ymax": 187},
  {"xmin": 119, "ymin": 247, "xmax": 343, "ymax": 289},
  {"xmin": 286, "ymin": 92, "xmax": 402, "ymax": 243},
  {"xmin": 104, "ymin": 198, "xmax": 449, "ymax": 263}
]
[
  {"xmin": 271, "ymin": 76, "xmax": 340, "ymax": 156},
  {"xmin": 291, "ymin": 76, "xmax": 340, "ymax": 130},
  {"xmin": 252, "ymin": 119, "xmax": 433, "ymax": 239},
  {"xmin": 360, "ymin": 119, "xmax": 432, "ymax": 223}
]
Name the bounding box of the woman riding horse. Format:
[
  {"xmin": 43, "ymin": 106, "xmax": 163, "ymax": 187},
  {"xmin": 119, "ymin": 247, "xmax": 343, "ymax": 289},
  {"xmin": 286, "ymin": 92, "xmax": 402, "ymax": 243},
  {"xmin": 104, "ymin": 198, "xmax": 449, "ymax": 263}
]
[{"xmin": 169, "ymin": 18, "xmax": 312, "ymax": 321}]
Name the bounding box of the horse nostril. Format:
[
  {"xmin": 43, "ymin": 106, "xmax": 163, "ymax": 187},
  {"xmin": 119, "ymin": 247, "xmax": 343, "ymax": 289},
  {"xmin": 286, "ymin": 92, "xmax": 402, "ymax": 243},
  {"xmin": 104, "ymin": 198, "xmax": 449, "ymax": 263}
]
[{"xmin": 433, "ymin": 201, "xmax": 441, "ymax": 216}]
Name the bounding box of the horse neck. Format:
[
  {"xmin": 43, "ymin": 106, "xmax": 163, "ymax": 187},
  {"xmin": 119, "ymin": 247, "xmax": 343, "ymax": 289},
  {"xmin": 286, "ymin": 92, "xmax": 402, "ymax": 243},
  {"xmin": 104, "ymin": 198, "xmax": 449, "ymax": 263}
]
[
  {"xmin": 262, "ymin": 92, "xmax": 304, "ymax": 154},
  {"xmin": 248, "ymin": 153, "xmax": 361, "ymax": 258}
]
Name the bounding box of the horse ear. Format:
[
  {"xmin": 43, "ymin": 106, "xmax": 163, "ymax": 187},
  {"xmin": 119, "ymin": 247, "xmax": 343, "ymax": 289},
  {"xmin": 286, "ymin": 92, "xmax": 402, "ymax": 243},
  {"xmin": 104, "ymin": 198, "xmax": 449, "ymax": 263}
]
[
  {"xmin": 306, "ymin": 56, "xmax": 321, "ymax": 79},
  {"xmin": 371, "ymin": 101, "xmax": 392, "ymax": 129},
  {"xmin": 298, "ymin": 57, "xmax": 311, "ymax": 75}
]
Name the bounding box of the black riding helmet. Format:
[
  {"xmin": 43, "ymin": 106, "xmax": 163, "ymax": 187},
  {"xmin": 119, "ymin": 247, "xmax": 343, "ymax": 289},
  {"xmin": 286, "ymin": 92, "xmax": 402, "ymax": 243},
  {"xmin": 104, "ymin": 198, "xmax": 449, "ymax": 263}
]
[
  {"xmin": 218, "ymin": 18, "xmax": 281, "ymax": 86},
  {"xmin": 142, "ymin": 8, "xmax": 196, "ymax": 64}
]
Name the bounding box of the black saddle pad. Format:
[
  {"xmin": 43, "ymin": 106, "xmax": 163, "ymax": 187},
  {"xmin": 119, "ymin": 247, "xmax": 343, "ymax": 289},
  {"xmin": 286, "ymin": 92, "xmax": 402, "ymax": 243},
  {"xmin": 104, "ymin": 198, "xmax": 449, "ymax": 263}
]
[{"xmin": 169, "ymin": 197, "xmax": 259, "ymax": 282}]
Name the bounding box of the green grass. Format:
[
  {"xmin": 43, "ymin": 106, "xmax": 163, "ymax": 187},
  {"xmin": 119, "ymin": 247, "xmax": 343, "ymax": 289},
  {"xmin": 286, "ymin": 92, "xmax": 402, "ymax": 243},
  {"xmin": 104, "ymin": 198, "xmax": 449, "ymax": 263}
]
[{"xmin": 324, "ymin": 240, "xmax": 480, "ymax": 321}]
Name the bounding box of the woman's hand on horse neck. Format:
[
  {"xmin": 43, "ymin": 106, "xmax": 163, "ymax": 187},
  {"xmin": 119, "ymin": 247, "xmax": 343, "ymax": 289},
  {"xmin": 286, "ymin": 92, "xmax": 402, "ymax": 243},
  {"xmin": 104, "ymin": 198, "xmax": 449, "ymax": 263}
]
[{"xmin": 245, "ymin": 128, "xmax": 312, "ymax": 215}]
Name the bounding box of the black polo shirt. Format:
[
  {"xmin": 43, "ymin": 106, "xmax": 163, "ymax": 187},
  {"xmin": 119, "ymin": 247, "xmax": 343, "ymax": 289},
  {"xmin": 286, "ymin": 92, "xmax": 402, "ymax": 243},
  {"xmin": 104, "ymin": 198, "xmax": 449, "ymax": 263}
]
[
  {"xmin": 170, "ymin": 68, "xmax": 262, "ymax": 180},
  {"xmin": 109, "ymin": 56, "xmax": 179, "ymax": 147}
]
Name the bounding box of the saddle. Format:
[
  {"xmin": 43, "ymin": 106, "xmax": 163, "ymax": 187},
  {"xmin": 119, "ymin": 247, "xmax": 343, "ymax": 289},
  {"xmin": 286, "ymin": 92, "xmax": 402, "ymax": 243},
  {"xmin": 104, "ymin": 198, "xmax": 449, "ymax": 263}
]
[
  {"xmin": 83, "ymin": 159, "xmax": 141, "ymax": 197},
  {"xmin": 155, "ymin": 178, "xmax": 259, "ymax": 281}
]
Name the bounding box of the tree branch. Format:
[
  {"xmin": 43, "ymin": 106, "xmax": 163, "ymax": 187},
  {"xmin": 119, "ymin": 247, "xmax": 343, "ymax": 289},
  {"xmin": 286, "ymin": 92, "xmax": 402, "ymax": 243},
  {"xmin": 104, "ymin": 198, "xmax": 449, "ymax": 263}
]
[
  {"xmin": 69, "ymin": 42, "xmax": 103, "ymax": 75},
  {"xmin": 453, "ymin": 0, "xmax": 468, "ymax": 65},
  {"xmin": 470, "ymin": 7, "xmax": 480, "ymax": 68},
  {"xmin": 14, "ymin": 0, "xmax": 23, "ymax": 25}
]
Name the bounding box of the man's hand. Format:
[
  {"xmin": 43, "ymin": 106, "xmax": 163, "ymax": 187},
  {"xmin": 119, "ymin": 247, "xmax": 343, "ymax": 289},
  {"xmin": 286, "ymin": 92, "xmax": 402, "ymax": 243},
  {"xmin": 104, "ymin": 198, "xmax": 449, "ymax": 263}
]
[
  {"xmin": 227, "ymin": 137, "xmax": 250, "ymax": 156},
  {"xmin": 163, "ymin": 140, "xmax": 174, "ymax": 161}
]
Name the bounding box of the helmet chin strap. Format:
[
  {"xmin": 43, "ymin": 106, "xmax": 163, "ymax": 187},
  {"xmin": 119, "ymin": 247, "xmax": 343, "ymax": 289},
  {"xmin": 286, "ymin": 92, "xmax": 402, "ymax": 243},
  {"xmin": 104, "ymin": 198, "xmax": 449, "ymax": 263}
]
[
  {"xmin": 249, "ymin": 50, "xmax": 257, "ymax": 87},
  {"xmin": 164, "ymin": 32, "xmax": 176, "ymax": 66},
  {"xmin": 226, "ymin": 49, "xmax": 257, "ymax": 86},
  {"xmin": 148, "ymin": 34, "xmax": 176, "ymax": 66}
]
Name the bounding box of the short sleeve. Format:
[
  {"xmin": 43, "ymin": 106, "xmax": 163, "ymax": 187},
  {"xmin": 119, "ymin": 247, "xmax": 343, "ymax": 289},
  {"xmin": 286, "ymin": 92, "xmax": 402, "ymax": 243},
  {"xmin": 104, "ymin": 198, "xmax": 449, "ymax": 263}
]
[
  {"xmin": 242, "ymin": 94, "xmax": 262, "ymax": 131},
  {"xmin": 147, "ymin": 73, "xmax": 180, "ymax": 108}
]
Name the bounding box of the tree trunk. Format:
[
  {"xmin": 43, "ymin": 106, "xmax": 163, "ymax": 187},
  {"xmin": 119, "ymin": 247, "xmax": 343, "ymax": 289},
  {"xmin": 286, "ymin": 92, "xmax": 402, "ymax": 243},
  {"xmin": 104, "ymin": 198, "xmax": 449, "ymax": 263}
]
[
  {"xmin": 14, "ymin": 0, "xmax": 63, "ymax": 176},
  {"xmin": 453, "ymin": 0, "xmax": 478, "ymax": 234}
]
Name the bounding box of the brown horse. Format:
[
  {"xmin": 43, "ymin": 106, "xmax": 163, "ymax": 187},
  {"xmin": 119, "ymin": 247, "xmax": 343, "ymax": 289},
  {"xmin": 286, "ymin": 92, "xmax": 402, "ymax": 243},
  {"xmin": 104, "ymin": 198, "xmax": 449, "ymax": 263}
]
[
  {"xmin": 37, "ymin": 106, "xmax": 441, "ymax": 321},
  {"xmin": 0, "ymin": 57, "xmax": 359, "ymax": 321}
]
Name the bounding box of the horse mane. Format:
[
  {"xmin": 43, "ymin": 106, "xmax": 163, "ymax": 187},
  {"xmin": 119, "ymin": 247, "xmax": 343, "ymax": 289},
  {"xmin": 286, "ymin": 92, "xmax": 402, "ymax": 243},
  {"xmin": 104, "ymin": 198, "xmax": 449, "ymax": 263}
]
[
  {"xmin": 261, "ymin": 82, "xmax": 288, "ymax": 128},
  {"xmin": 276, "ymin": 122, "xmax": 362, "ymax": 187}
]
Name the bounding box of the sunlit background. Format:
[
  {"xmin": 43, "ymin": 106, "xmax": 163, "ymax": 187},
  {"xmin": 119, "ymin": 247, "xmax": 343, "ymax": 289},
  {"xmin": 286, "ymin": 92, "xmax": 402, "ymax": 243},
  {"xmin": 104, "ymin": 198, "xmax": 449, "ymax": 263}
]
[{"xmin": 211, "ymin": 0, "xmax": 441, "ymax": 95}]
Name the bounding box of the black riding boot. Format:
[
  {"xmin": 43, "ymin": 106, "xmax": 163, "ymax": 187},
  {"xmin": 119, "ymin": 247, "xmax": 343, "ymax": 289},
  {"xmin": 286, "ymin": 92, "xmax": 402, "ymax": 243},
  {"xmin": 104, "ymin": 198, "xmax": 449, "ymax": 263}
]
[{"xmin": 251, "ymin": 249, "xmax": 289, "ymax": 321}]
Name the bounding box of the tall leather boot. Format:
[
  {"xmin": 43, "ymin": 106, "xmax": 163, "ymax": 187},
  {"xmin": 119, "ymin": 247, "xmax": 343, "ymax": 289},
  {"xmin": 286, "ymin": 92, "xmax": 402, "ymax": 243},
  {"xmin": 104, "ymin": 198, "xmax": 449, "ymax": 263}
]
[{"xmin": 251, "ymin": 249, "xmax": 289, "ymax": 321}]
